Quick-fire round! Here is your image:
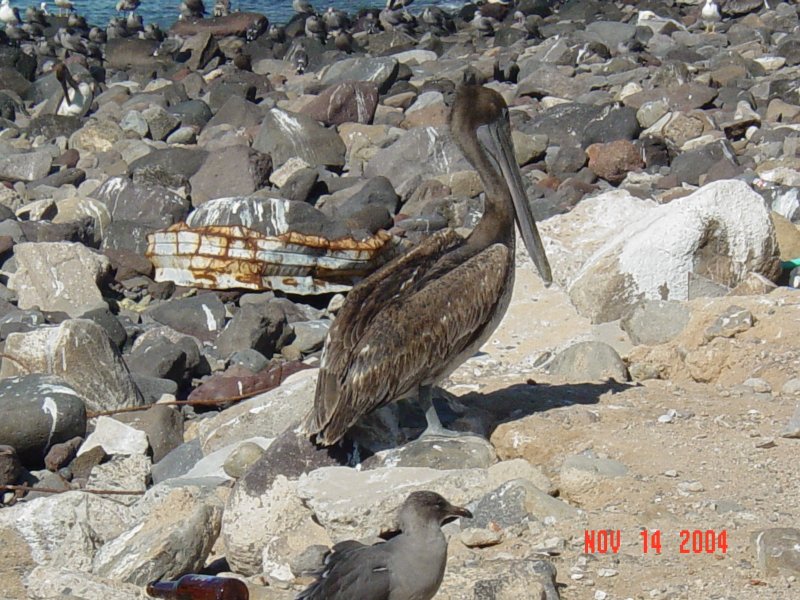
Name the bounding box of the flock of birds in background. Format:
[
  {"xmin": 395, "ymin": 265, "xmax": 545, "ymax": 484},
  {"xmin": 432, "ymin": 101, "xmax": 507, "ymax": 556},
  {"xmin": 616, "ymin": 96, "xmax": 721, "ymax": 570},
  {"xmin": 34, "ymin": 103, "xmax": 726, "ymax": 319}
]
[{"xmin": 0, "ymin": 0, "xmax": 780, "ymax": 60}]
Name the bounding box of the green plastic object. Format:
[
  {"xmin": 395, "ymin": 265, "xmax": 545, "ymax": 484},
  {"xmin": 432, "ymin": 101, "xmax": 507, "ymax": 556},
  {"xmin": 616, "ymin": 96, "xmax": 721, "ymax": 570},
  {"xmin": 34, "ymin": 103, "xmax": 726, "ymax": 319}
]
[{"xmin": 781, "ymin": 259, "xmax": 800, "ymax": 270}]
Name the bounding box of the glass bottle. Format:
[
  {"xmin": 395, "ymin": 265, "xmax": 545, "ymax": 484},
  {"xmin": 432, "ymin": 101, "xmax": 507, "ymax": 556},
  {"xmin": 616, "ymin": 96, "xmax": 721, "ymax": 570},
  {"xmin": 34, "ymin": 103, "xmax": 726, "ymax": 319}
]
[{"xmin": 146, "ymin": 574, "xmax": 249, "ymax": 600}]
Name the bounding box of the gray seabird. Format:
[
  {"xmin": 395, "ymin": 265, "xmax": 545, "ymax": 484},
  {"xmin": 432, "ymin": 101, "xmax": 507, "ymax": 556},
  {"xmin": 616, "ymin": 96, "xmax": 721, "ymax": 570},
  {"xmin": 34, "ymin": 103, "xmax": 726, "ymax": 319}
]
[
  {"xmin": 304, "ymin": 84, "xmax": 552, "ymax": 446},
  {"xmin": 297, "ymin": 491, "xmax": 472, "ymax": 600}
]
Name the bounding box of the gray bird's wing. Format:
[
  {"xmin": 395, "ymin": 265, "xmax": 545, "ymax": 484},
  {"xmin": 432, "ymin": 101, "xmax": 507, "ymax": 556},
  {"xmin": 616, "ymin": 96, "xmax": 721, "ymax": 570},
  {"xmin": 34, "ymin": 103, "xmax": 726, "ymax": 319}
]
[{"xmin": 296, "ymin": 541, "xmax": 391, "ymax": 600}]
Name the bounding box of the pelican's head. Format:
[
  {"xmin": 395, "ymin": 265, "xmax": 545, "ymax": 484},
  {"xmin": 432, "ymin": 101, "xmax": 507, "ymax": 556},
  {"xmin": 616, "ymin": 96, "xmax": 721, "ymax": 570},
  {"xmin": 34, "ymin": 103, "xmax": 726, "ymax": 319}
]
[{"xmin": 450, "ymin": 85, "xmax": 552, "ymax": 285}]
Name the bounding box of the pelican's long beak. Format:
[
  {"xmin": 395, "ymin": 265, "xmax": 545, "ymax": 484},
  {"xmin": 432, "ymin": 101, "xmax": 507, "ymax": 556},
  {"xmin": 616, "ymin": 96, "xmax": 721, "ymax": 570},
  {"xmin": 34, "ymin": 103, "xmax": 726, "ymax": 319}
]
[{"xmin": 477, "ymin": 118, "xmax": 553, "ymax": 285}]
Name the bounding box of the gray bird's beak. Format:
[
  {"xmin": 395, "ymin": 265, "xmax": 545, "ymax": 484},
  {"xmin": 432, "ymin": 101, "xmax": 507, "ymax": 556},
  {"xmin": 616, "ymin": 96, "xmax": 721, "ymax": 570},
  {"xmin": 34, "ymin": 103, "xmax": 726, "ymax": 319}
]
[
  {"xmin": 446, "ymin": 503, "xmax": 473, "ymax": 519},
  {"xmin": 477, "ymin": 117, "xmax": 553, "ymax": 286}
]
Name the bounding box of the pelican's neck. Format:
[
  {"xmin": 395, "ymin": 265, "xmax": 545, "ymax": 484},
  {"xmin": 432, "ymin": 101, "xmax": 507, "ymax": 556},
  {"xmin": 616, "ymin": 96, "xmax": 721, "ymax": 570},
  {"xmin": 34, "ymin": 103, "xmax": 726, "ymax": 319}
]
[{"xmin": 466, "ymin": 143, "xmax": 515, "ymax": 250}]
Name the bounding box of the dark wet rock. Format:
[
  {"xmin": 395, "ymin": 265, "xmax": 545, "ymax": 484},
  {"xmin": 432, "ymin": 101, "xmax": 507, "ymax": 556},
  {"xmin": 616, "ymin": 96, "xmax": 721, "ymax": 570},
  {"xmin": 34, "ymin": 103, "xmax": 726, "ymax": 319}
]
[
  {"xmin": 168, "ymin": 99, "xmax": 213, "ymax": 128},
  {"xmin": 142, "ymin": 105, "xmax": 181, "ymax": 141},
  {"xmin": 30, "ymin": 168, "xmax": 86, "ymax": 189},
  {"xmin": 144, "ymin": 293, "xmax": 226, "ymax": 343},
  {"xmin": 0, "ymin": 151, "xmax": 52, "ymax": 182},
  {"xmin": 320, "ymin": 56, "xmax": 399, "ymax": 94},
  {"xmin": 582, "ymin": 105, "xmax": 641, "ymax": 147},
  {"xmin": 0, "ymin": 67, "xmax": 31, "ymax": 97},
  {"xmin": 216, "ymin": 302, "xmax": 289, "ymax": 359},
  {"xmin": 517, "ymin": 103, "xmax": 605, "ymax": 148},
  {"xmin": 92, "ymin": 176, "xmax": 190, "ymax": 229},
  {"xmin": 205, "ymin": 94, "xmax": 263, "ymax": 129},
  {"xmin": 279, "ymin": 167, "xmax": 319, "ymax": 202},
  {"xmin": 545, "ymin": 144, "xmax": 587, "ymax": 178},
  {"xmin": 671, "ymin": 140, "xmax": 738, "ymax": 186},
  {"xmin": 547, "ymin": 341, "xmax": 629, "ymax": 383},
  {"xmin": 104, "ymin": 248, "xmax": 155, "ymax": 281},
  {"xmin": 237, "ymin": 427, "xmax": 352, "ymax": 495},
  {"xmin": 586, "ymin": 140, "xmax": 644, "ymax": 184},
  {"xmin": 0, "ymin": 309, "xmax": 45, "ymax": 340},
  {"xmin": 182, "ymin": 31, "xmax": 220, "ymax": 72},
  {"xmin": 777, "ymin": 37, "xmax": 800, "ymax": 67},
  {"xmin": 128, "ymin": 147, "xmax": 209, "ymax": 190},
  {"xmin": 104, "ymin": 38, "xmax": 164, "ymax": 70},
  {"xmin": 27, "ymin": 115, "xmax": 82, "ymax": 140},
  {"xmin": 189, "ymin": 146, "xmax": 272, "ymax": 206},
  {"xmin": 0, "ymin": 444, "xmax": 21, "ymax": 485},
  {"xmin": 285, "ymin": 319, "xmax": 329, "ymax": 355},
  {"xmin": 207, "ymin": 80, "xmax": 256, "ymax": 114},
  {"xmin": 624, "ymin": 83, "xmax": 718, "ymax": 111},
  {"xmin": 151, "ymin": 438, "xmax": 203, "ymax": 484},
  {"xmin": 170, "ymin": 12, "xmax": 268, "ymax": 39},
  {"xmin": 68, "ymin": 445, "xmax": 108, "ymax": 480},
  {"xmin": 229, "ymin": 349, "xmax": 270, "ymax": 373},
  {"xmin": 0, "ymin": 375, "xmax": 86, "ymax": 467},
  {"xmin": 131, "ymin": 374, "xmax": 178, "ymax": 405},
  {"xmin": 516, "ymin": 62, "xmax": 582, "ymax": 100},
  {"xmin": 1, "ymin": 319, "xmax": 146, "ymax": 414},
  {"xmin": 79, "ymin": 307, "xmax": 127, "ymax": 350},
  {"xmin": 101, "ymin": 221, "xmax": 157, "ymax": 255},
  {"xmin": 252, "ymin": 108, "xmax": 346, "ymax": 169},
  {"xmin": 126, "ymin": 337, "xmax": 188, "ymax": 383},
  {"xmin": 320, "ymin": 176, "xmax": 400, "ymax": 221},
  {"xmin": 116, "ymin": 405, "xmax": 184, "ymax": 464},
  {"xmin": 44, "ymin": 436, "xmax": 83, "ymax": 472},
  {"xmin": 585, "ymin": 20, "xmax": 637, "ymax": 49},
  {"xmin": 300, "ymin": 81, "xmax": 379, "ymax": 126},
  {"xmin": 621, "ymin": 300, "xmax": 691, "ymax": 346}
]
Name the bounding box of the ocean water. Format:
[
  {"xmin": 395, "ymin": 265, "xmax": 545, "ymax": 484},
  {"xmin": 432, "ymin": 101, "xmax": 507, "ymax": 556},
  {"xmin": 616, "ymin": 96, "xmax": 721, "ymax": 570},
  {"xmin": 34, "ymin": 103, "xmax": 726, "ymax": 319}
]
[{"xmin": 27, "ymin": 1, "xmax": 461, "ymax": 29}]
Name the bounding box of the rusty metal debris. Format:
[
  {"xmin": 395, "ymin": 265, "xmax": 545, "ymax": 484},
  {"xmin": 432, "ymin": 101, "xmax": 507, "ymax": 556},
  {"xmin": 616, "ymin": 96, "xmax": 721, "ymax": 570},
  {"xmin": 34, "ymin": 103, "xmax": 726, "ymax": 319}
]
[{"xmin": 146, "ymin": 222, "xmax": 400, "ymax": 294}]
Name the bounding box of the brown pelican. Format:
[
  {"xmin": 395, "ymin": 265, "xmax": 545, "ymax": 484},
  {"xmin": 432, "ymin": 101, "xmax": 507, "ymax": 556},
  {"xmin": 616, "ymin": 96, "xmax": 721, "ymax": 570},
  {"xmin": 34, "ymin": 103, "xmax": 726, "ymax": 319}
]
[
  {"xmin": 54, "ymin": 62, "xmax": 92, "ymax": 116},
  {"xmin": 304, "ymin": 85, "xmax": 552, "ymax": 446}
]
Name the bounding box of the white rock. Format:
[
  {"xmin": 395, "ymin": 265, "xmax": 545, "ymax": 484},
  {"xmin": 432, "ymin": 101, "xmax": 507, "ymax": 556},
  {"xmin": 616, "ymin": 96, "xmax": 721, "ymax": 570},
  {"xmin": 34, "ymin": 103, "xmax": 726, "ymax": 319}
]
[
  {"xmin": 0, "ymin": 320, "xmax": 145, "ymax": 413},
  {"xmin": 296, "ymin": 466, "xmax": 491, "ymax": 541},
  {"xmin": 10, "ymin": 242, "xmax": 110, "ymax": 317},
  {"xmin": 87, "ymin": 454, "xmax": 152, "ymax": 505},
  {"xmin": 92, "ymin": 486, "xmax": 223, "ymax": 585},
  {"xmin": 25, "ymin": 566, "xmax": 148, "ymax": 600},
  {"xmin": 0, "ymin": 491, "xmax": 132, "ymax": 570},
  {"xmin": 564, "ymin": 180, "xmax": 779, "ymax": 322},
  {"xmin": 198, "ymin": 368, "xmax": 316, "ymax": 453},
  {"xmin": 269, "ymin": 156, "xmax": 310, "ymax": 188},
  {"xmin": 222, "ymin": 474, "xmax": 330, "ymax": 577},
  {"xmin": 79, "ymin": 416, "xmax": 149, "ymax": 457}
]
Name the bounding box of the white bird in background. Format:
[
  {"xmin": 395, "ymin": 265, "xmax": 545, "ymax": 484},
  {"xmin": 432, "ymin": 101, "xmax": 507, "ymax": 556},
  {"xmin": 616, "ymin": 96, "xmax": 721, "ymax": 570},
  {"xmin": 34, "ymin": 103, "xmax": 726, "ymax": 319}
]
[
  {"xmin": 0, "ymin": 0, "xmax": 20, "ymax": 25},
  {"xmin": 54, "ymin": 0, "xmax": 73, "ymax": 16},
  {"xmin": 701, "ymin": 0, "xmax": 721, "ymax": 32},
  {"xmin": 115, "ymin": 0, "xmax": 141, "ymax": 16}
]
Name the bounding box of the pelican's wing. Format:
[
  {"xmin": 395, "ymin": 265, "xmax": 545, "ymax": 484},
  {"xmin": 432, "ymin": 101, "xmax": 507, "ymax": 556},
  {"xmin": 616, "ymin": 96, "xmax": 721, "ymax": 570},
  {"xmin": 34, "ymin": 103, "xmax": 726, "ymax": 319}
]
[
  {"xmin": 307, "ymin": 234, "xmax": 511, "ymax": 445},
  {"xmin": 296, "ymin": 541, "xmax": 391, "ymax": 600}
]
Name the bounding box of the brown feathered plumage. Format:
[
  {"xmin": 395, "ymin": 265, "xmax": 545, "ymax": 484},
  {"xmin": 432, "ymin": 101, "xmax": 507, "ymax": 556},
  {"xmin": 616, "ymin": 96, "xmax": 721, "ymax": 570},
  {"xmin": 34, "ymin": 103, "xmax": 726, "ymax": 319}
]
[
  {"xmin": 303, "ymin": 85, "xmax": 551, "ymax": 446},
  {"xmin": 306, "ymin": 230, "xmax": 511, "ymax": 444}
]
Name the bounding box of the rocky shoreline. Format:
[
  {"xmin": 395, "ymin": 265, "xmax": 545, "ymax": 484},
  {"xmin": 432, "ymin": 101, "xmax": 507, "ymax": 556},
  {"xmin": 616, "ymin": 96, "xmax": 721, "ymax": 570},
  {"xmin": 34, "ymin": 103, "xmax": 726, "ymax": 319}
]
[{"xmin": 1, "ymin": 0, "xmax": 800, "ymax": 598}]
